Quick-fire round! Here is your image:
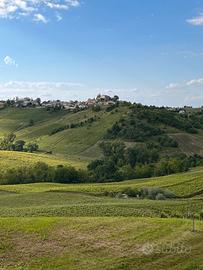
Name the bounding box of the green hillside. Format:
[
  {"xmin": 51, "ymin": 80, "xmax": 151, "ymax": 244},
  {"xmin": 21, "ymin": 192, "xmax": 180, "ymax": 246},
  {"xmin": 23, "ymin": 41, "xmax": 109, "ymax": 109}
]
[
  {"xmin": 0, "ymin": 106, "xmax": 127, "ymax": 158},
  {"xmin": 0, "ymin": 151, "xmax": 87, "ymax": 174},
  {"xmin": 1, "ymin": 105, "xmax": 203, "ymax": 161}
]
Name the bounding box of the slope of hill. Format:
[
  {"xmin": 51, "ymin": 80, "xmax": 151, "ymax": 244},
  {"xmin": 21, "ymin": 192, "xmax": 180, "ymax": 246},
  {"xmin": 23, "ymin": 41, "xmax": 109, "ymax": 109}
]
[
  {"xmin": 1, "ymin": 104, "xmax": 203, "ymax": 161},
  {"xmin": 0, "ymin": 151, "xmax": 87, "ymax": 175},
  {"xmin": 0, "ymin": 106, "xmax": 127, "ymax": 158}
]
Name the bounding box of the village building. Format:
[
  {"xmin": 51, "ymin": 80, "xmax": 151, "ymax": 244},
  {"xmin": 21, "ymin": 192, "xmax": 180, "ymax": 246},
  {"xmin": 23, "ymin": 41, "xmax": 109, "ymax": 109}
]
[
  {"xmin": 0, "ymin": 101, "xmax": 5, "ymax": 108},
  {"xmin": 1, "ymin": 94, "xmax": 119, "ymax": 110}
]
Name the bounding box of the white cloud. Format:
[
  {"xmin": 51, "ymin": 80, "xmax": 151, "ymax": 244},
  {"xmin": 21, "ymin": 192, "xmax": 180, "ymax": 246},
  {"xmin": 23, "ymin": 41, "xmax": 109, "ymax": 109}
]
[
  {"xmin": 0, "ymin": 81, "xmax": 85, "ymax": 100},
  {"xmin": 166, "ymin": 83, "xmax": 180, "ymax": 89},
  {"xmin": 163, "ymin": 78, "xmax": 203, "ymax": 106},
  {"xmin": 187, "ymin": 13, "xmax": 203, "ymax": 26},
  {"xmin": 0, "ymin": 0, "xmax": 80, "ymax": 23},
  {"xmin": 166, "ymin": 78, "xmax": 203, "ymax": 90},
  {"xmin": 34, "ymin": 13, "xmax": 48, "ymax": 23},
  {"xmin": 186, "ymin": 78, "xmax": 203, "ymax": 86},
  {"xmin": 3, "ymin": 56, "xmax": 17, "ymax": 67}
]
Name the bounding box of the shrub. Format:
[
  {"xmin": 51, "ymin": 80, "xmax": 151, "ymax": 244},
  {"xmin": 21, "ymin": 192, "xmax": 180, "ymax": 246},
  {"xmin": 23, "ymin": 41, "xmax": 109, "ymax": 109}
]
[
  {"xmin": 121, "ymin": 187, "xmax": 139, "ymax": 197},
  {"xmin": 140, "ymin": 187, "xmax": 176, "ymax": 200},
  {"xmin": 155, "ymin": 193, "xmax": 166, "ymax": 200}
]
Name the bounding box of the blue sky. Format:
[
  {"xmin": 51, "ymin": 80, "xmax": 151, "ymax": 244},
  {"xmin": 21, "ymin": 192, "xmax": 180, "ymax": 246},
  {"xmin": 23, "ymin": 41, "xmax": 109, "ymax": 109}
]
[{"xmin": 1, "ymin": 0, "xmax": 203, "ymax": 106}]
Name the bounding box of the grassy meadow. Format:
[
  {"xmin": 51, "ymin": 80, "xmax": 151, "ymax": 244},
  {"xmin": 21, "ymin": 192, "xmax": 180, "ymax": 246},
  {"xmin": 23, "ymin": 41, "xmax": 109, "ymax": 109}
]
[
  {"xmin": 0, "ymin": 167, "xmax": 202, "ymax": 268},
  {"xmin": 0, "ymin": 217, "xmax": 202, "ymax": 270}
]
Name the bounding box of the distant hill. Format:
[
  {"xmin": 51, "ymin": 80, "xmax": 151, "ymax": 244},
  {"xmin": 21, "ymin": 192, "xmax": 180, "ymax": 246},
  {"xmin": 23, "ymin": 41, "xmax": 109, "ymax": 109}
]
[{"xmin": 1, "ymin": 103, "xmax": 203, "ymax": 161}]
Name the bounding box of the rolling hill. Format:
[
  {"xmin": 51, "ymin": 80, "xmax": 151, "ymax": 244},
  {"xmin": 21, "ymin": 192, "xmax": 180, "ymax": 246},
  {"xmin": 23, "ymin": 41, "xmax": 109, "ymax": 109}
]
[
  {"xmin": 0, "ymin": 106, "xmax": 127, "ymax": 158},
  {"xmin": 1, "ymin": 105, "xmax": 203, "ymax": 162}
]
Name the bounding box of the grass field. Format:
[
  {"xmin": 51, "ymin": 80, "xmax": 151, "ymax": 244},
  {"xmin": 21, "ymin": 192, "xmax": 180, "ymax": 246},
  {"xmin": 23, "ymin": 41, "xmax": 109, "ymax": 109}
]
[
  {"xmin": 0, "ymin": 189, "xmax": 202, "ymax": 218},
  {"xmin": 0, "ymin": 217, "xmax": 202, "ymax": 270},
  {"xmin": 0, "ymin": 167, "xmax": 202, "ymax": 269},
  {"xmin": 0, "ymin": 151, "xmax": 87, "ymax": 175}
]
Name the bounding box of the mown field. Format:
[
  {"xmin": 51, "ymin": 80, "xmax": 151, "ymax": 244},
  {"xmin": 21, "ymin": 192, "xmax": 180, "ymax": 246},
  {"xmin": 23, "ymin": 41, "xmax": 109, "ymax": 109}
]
[
  {"xmin": 0, "ymin": 217, "xmax": 202, "ymax": 270},
  {"xmin": 0, "ymin": 168, "xmax": 202, "ymax": 269}
]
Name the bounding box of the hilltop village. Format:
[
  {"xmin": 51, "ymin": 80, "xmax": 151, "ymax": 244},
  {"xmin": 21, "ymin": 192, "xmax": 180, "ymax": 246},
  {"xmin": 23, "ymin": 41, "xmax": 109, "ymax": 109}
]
[
  {"xmin": 0, "ymin": 94, "xmax": 198, "ymax": 115},
  {"xmin": 0, "ymin": 94, "xmax": 119, "ymax": 111}
]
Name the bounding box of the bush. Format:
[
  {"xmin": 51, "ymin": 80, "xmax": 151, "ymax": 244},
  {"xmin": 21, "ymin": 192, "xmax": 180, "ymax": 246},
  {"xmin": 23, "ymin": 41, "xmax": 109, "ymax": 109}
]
[
  {"xmin": 104, "ymin": 187, "xmax": 176, "ymax": 200},
  {"xmin": 121, "ymin": 187, "xmax": 139, "ymax": 197},
  {"xmin": 140, "ymin": 187, "xmax": 176, "ymax": 200},
  {"xmin": 155, "ymin": 193, "xmax": 166, "ymax": 200},
  {"xmin": 92, "ymin": 104, "xmax": 101, "ymax": 112}
]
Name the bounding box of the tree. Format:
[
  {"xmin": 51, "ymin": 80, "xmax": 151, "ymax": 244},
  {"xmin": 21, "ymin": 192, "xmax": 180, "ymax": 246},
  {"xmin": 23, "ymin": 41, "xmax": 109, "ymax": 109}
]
[
  {"xmin": 32, "ymin": 162, "xmax": 54, "ymax": 182},
  {"xmin": 99, "ymin": 141, "xmax": 125, "ymax": 164},
  {"xmin": 25, "ymin": 142, "xmax": 39, "ymax": 153},
  {"xmin": 112, "ymin": 95, "xmax": 119, "ymax": 102},
  {"xmin": 13, "ymin": 140, "xmax": 25, "ymax": 151},
  {"xmin": 125, "ymin": 146, "xmax": 159, "ymax": 168},
  {"xmin": 29, "ymin": 119, "xmax": 34, "ymax": 126},
  {"xmin": 0, "ymin": 133, "xmax": 16, "ymax": 150},
  {"xmin": 54, "ymin": 165, "xmax": 80, "ymax": 183}
]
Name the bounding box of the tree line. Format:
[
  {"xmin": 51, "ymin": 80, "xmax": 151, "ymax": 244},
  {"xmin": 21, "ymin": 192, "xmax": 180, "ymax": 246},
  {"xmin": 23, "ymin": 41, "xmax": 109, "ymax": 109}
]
[
  {"xmin": 87, "ymin": 141, "xmax": 203, "ymax": 182},
  {"xmin": 0, "ymin": 162, "xmax": 88, "ymax": 185}
]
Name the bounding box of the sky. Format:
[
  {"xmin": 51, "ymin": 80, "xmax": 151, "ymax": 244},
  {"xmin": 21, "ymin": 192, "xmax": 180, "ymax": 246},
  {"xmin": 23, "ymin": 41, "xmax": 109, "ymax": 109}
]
[{"xmin": 1, "ymin": 0, "xmax": 203, "ymax": 107}]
